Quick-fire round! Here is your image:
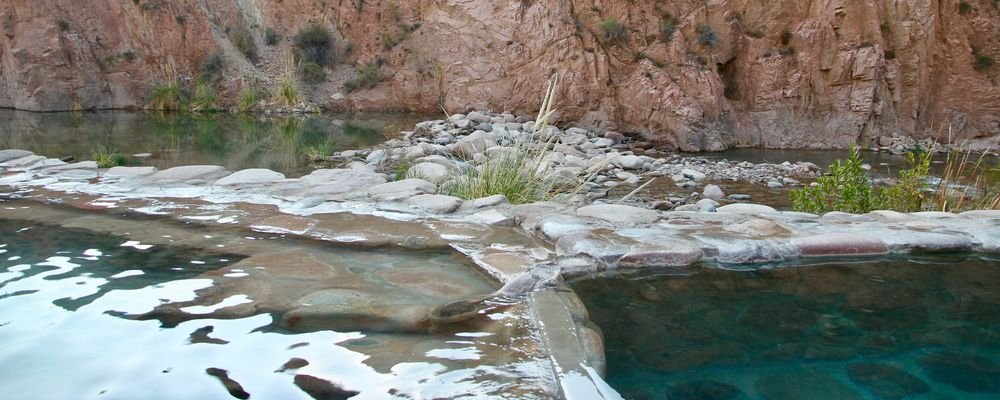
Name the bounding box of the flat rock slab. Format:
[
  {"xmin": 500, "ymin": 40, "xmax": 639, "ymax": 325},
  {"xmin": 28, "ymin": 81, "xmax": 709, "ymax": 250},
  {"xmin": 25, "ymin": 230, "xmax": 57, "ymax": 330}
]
[
  {"xmin": 408, "ymin": 162, "xmax": 449, "ymax": 184},
  {"xmin": 407, "ymin": 194, "xmax": 463, "ymax": 214},
  {"xmin": 880, "ymin": 231, "xmax": 973, "ymax": 253},
  {"xmin": 0, "ymin": 154, "xmax": 45, "ymax": 168},
  {"xmin": 368, "ymin": 179, "xmax": 437, "ymax": 201},
  {"xmin": 617, "ymin": 241, "xmax": 704, "ymax": 268},
  {"xmin": 724, "ymin": 218, "xmax": 791, "ymax": 237},
  {"xmin": 717, "ymin": 203, "xmax": 778, "ymax": 214},
  {"xmin": 0, "ymin": 149, "xmax": 34, "ymax": 163},
  {"xmin": 467, "ymin": 209, "xmax": 516, "ymax": 226},
  {"xmin": 41, "ymin": 161, "xmax": 98, "ymax": 172},
  {"xmin": 555, "ymin": 232, "xmax": 629, "ymax": 265},
  {"xmin": 214, "ymin": 168, "xmax": 286, "ymax": 186},
  {"xmin": 53, "ymin": 169, "xmax": 99, "ymax": 180},
  {"xmin": 149, "ymin": 165, "xmax": 228, "ymax": 182},
  {"xmin": 535, "ymin": 214, "xmax": 593, "ymax": 241},
  {"xmin": 791, "ymin": 233, "xmax": 889, "ymax": 256},
  {"xmin": 577, "ymin": 204, "xmax": 660, "ymax": 225}
]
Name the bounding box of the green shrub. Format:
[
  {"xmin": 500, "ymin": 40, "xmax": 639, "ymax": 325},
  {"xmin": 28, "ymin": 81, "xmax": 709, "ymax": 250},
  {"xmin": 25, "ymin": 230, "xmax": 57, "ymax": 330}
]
[
  {"xmin": 343, "ymin": 62, "xmax": 380, "ymax": 93},
  {"xmin": 275, "ymin": 52, "xmax": 302, "ymax": 107},
  {"xmin": 660, "ymin": 20, "xmax": 677, "ymax": 41},
  {"xmin": 198, "ymin": 51, "xmax": 225, "ymax": 83},
  {"xmin": 395, "ymin": 161, "xmax": 411, "ymax": 181},
  {"xmin": 975, "ymin": 53, "xmax": 995, "ymax": 71},
  {"xmin": 697, "ymin": 25, "xmax": 719, "ymax": 47},
  {"xmin": 264, "ymin": 28, "xmax": 279, "ymax": 46},
  {"xmin": 298, "ymin": 62, "xmax": 326, "ymax": 84},
  {"xmin": 57, "ymin": 19, "xmax": 70, "ymax": 32},
  {"xmin": 959, "ymin": 1, "xmax": 973, "ymax": 13},
  {"xmin": 92, "ymin": 146, "xmax": 131, "ymax": 168},
  {"xmin": 294, "ymin": 23, "xmax": 333, "ymax": 66},
  {"xmin": 231, "ymin": 28, "xmax": 257, "ymax": 61},
  {"xmin": 779, "ymin": 46, "xmax": 796, "ymax": 57},
  {"xmin": 780, "ymin": 29, "xmax": 793, "ymax": 45},
  {"xmin": 237, "ymin": 84, "xmax": 261, "ymax": 112},
  {"xmin": 600, "ymin": 18, "xmax": 625, "ymax": 43},
  {"xmin": 876, "ymin": 150, "xmax": 932, "ymax": 212},
  {"xmin": 790, "ymin": 145, "xmax": 877, "ymax": 214},
  {"xmin": 146, "ymin": 81, "xmax": 187, "ymax": 111},
  {"xmin": 189, "ymin": 80, "xmax": 217, "ymax": 111}
]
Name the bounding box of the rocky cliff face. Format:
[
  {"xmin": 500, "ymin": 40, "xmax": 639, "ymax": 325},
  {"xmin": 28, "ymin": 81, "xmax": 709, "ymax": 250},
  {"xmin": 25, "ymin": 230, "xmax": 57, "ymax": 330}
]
[{"xmin": 3, "ymin": 0, "xmax": 1000, "ymax": 151}]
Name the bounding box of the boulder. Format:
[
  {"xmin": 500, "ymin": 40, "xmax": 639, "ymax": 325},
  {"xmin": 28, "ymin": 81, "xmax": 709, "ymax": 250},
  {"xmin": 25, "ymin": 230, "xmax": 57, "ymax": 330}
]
[
  {"xmin": 702, "ymin": 184, "xmax": 725, "ymax": 200},
  {"xmin": 724, "ymin": 218, "xmax": 790, "ymax": 237},
  {"xmin": 368, "ymin": 179, "xmax": 437, "ymax": 201},
  {"xmin": 452, "ymin": 130, "xmax": 497, "ymax": 158},
  {"xmin": 696, "ymin": 199, "xmax": 719, "ymax": 212},
  {"xmin": 408, "ymin": 162, "xmax": 450, "ymax": 184},
  {"xmin": 105, "ymin": 166, "xmax": 157, "ymax": 178},
  {"xmin": 407, "ymin": 194, "xmax": 463, "ymax": 214},
  {"xmin": 681, "ymin": 168, "xmax": 707, "ymax": 181},
  {"xmin": 0, "ymin": 155, "xmax": 45, "ymax": 168},
  {"xmin": 617, "ymin": 241, "xmax": 704, "ymax": 268},
  {"xmin": 472, "ymin": 194, "xmax": 509, "ymax": 208},
  {"xmin": 577, "ymin": 204, "xmax": 660, "ymax": 225},
  {"xmin": 535, "ymin": 214, "xmax": 593, "ymax": 241},
  {"xmin": 0, "ymin": 149, "xmax": 33, "ymax": 163},
  {"xmin": 716, "ymin": 203, "xmax": 778, "ymax": 214},
  {"xmin": 467, "ymin": 209, "xmax": 516, "ymax": 226},
  {"xmin": 467, "ymin": 111, "xmax": 491, "ymax": 123},
  {"xmin": 214, "ymin": 169, "xmax": 285, "ymax": 186},
  {"xmin": 555, "ymin": 232, "xmax": 629, "ymax": 265},
  {"xmin": 615, "ymin": 155, "xmax": 645, "ymax": 170},
  {"xmin": 300, "ymin": 164, "xmax": 388, "ymax": 196}
]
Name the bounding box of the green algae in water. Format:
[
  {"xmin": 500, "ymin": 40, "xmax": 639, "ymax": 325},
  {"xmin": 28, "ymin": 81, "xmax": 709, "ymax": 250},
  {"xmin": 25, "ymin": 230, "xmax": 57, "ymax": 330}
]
[{"xmin": 570, "ymin": 258, "xmax": 1000, "ymax": 399}]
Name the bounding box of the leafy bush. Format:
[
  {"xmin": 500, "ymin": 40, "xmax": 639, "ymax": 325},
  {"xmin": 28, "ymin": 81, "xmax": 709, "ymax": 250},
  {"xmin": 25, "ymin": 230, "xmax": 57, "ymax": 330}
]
[
  {"xmin": 189, "ymin": 80, "xmax": 217, "ymax": 111},
  {"xmin": 600, "ymin": 18, "xmax": 626, "ymax": 43},
  {"xmin": 343, "ymin": 62, "xmax": 380, "ymax": 93},
  {"xmin": 294, "ymin": 23, "xmax": 333, "ymax": 66},
  {"xmin": 146, "ymin": 81, "xmax": 187, "ymax": 111},
  {"xmin": 975, "ymin": 53, "xmax": 995, "ymax": 71},
  {"xmin": 264, "ymin": 28, "xmax": 279, "ymax": 46},
  {"xmin": 231, "ymin": 28, "xmax": 257, "ymax": 61},
  {"xmin": 57, "ymin": 20, "xmax": 70, "ymax": 32},
  {"xmin": 959, "ymin": 1, "xmax": 973, "ymax": 13},
  {"xmin": 697, "ymin": 25, "xmax": 719, "ymax": 47},
  {"xmin": 298, "ymin": 62, "xmax": 326, "ymax": 84},
  {"xmin": 876, "ymin": 150, "xmax": 932, "ymax": 212},
  {"xmin": 790, "ymin": 145, "xmax": 878, "ymax": 214}
]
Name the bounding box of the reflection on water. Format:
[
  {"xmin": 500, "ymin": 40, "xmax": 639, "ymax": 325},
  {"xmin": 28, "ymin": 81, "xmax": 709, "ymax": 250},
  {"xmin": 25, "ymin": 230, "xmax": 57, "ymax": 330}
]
[
  {"xmin": 0, "ymin": 219, "xmax": 550, "ymax": 399},
  {"xmin": 571, "ymin": 257, "xmax": 1000, "ymax": 399},
  {"xmin": 0, "ymin": 110, "xmax": 429, "ymax": 177}
]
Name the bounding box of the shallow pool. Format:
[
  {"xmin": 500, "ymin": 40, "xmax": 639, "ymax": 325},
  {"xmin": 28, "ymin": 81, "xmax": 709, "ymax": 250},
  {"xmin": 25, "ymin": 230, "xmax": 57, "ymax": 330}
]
[
  {"xmin": 571, "ymin": 257, "xmax": 1000, "ymax": 399},
  {"xmin": 0, "ymin": 218, "xmax": 551, "ymax": 399}
]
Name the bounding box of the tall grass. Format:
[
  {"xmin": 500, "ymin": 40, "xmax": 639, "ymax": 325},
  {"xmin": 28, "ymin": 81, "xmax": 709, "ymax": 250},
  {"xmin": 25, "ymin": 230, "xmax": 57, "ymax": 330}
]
[
  {"xmin": 92, "ymin": 146, "xmax": 130, "ymax": 168},
  {"xmin": 446, "ymin": 75, "xmax": 602, "ymax": 204},
  {"xmin": 931, "ymin": 144, "xmax": 1000, "ymax": 211},
  {"xmin": 189, "ymin": 80, "xmax": 217, "ymax": 112},
  {"xmin": 274, "ymin": 52, "xmax": 302, "ymax": 107},
  {"xmin": 237, "ymin": 76, "xmax": 264, "ymax": 112},
  {"xmin": 146, "ymin": 64, "xmax": 187, "ymax": 111}
]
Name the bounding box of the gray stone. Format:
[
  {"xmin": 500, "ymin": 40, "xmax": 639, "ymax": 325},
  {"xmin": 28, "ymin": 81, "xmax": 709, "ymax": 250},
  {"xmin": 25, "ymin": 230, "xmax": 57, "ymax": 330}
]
[
  {"xmin": 368, "ymin": 179, "xmax": 437, "ymax": 201},
  {"xmin": 467, "ymin": 208, "xmax": 516, "ymax": 226},
  {"xmin": 727, "ymin": 194, "xmax": 752, "ymax": 201},
  {"xmin": 365, "ymin": 149, "xmax": 388, "ymax": 164},
  {"xmin": 452, "ymin": 130, "xmax": 497, "ymax": 158},
  {"xmin": 561, "ymin": 132, "xmax": 588, "ymax": 146},
  {"xmin": 702, "ymin": 184, "xmax": 725, "ymax": 200},
  {"xmin": 0, "ymin": 149, "xmax": 33, "ymax": 163},
  {"xmin": 150, "ymin": 165, "xmax": 228, "ymax": 182},
  {"xmin": 467, "ymin": 111, "xmax": 491, "ymax": 123},
  {"xmin": 592, "ymin": 138, "xmax": 615, "ymax": 148},
  {"xmin": 615, "ymin": 155, "xmax": 645, "ymax": 170},
  {"xmin": 30, "ymin": 158, "xmax": 68, "ymax": 169},
  {"xmin": 651, "ymin": 200, "xmax": 675, "ymax": 210},
  {"xmin": 214, "ymin": 169, "xmax": 285, "ymax": 186},
  {"xmin": 881, "ymin": 231, "xmax": 973, "ymax": 253},
  {"xmin": 577, "ymin": 204, "xmax": 660, "ymax": 225},
  {"xmin": 407, "ymin": 194, "xmax": 463, "ymax": 214},
  {"xmin": 696, "ymin": 198, "xmax": 719, "ymax": 212},
  {"xmin": 681, "ymin": 168, "xmax": 707, "ymax": 182},
  {"xmin": 555, "ymin": 232, "xmax": 628, "ymax": 265},
  {"xmin": 54, "ymin": 169, "xmax": 99, "ymax": 180},
  {"xmin": 716, "ymin": 203, "xmax": 778, "ymax": 214},
  {"xmin": 767, "ymin": 181, "xmax": 784, "ymax": 188},
  {"xmin": 39, "ymin": 161, "xmax": 98, "ymax": 172},
  {"xmin": 617, "ymin": 241, "xmax": 703, "ymax": 268},
  {"xmin": 105, "ymin": 166, "xmax": 157, "ymax": 178},
  {"xmin": 472, "ymin": 194, "xmax": 509, "ymax": 208},
  {"xmin": 299, "ymin": 164, "xmax": 387, "ymax": 196},
  {"xmin": 0, "ymin": 155, "xmax": 45, "ymax": 168},
  {"xmin": 407, "ymin": 162, "xmax": 450, "ymax": 184},
  {"xmin": 724, "ymin": 218, "xmax": 790, "ymax": 237},
  {"xmin": 791, "ymin": 233, "xmax": 888, "ymax": 256},
  {"xmin": 535, "ymin": 214, "xmax": 592, "ymax": 241}
]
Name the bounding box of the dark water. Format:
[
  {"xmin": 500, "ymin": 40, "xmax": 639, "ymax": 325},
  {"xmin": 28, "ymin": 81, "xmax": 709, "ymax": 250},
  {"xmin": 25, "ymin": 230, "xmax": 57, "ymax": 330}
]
[
  {"xmin": 0, "ymin": 110, "xmax": 430, "ymax": 177},
  {"xmin": 0, "ymin": 217, "xmax": 545, "ymax": 399},
  {"xmin": 571, "ymin": 257, "xmax": 1000, "ymax": 399}
]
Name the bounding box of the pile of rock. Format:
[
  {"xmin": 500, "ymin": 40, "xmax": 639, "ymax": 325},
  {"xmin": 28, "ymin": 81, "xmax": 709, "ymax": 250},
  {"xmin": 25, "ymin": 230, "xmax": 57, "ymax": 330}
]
[{"xmin": 872, "ymin": 134, "xmax": 946, "ymax": 154}]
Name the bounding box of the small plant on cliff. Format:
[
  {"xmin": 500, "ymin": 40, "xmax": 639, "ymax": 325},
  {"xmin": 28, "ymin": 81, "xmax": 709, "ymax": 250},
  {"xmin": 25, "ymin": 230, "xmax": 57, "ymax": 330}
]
[
  {"xmin": 975, "ymin": 53, "xmax": 995, "ymax": 71},
  {"xmin": 57, "ymin": 19, "xmax": 70, "ymax": 32},
  {"xmin": 294, "ymin": 23, "xmax": 334, "ymax": 66},
  {"xmin": 697, "ymin": 25, "xmax": 719, "ymax": 47},
  {"xmin": 600, "ymin": 18, "xmax": 626, "ymax": 43},
  {"xmin": 146, "ymin": 65, "xmax": 187, "ymax": 111},
  {"xmin": 198, "ymin": 51, "xmax": 226, "ymax": 84},
  {"xmin": 189, "ymin": 80, "xmax": 218, "ymax": 112},
  {"xmin": 959, "ymin": 1, "xmax": 973, "ymax": 14},
  {"xmin": 343, "ymin": 62, "xmax": 381, "ymax": 93},
  {"xmin": 298, "ymin": 62, "xmax": 327, "ymax": 84},
  {"xmin": 264, "ymin": 28, "xmax": 279, "ymax": 46},
  {"xmin": 231, "ymin": 28, "xmax": 258, "ymax": 61}
]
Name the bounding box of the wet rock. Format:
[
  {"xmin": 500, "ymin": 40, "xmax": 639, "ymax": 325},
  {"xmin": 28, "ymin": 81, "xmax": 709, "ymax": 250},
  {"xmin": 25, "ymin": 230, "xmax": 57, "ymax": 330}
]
[
  {"xmin": 407, "ymin": 194, "xmax": 463, "ymax": 214},
  {"xmin": 716, "ymin": 203, "xmax": 777, "ymax": 214},
  {"xmin": 214, "ymin": 168, "xmax": 285, "ymax": 186},
  {"xmin": 724, "ymin": 218, "xmax": 790, "ymax": 237},
  {"xmin": 472, "ymin": 194, "xmax": 509, "ymax": 208},
  {"xmin": 755, "ymin": 369, "xmax": 861, "ymax": 400},
  {"xmin": 555, "ymin": 232, "xmax": 628, "ymax": 265},
  {"xmin": 617, "ymin": 241, "xmax": 703, "ymax": 268},
  {"xmin": 847, "ymin": 363, "xmax": 929, "ymax": 399},
  {"xmin": 918, "ymin": 352, "xmax": 1000, "ymax": 393},
  {"xmin": 577, "ymin": 204, "xmax": 660, "ymax": 225},
  {"xmin": 275, "ymin": 358, "xmax": 309, "ymax": 372},
  {"xmin": 696, "ymin": 199, "xmax": 718, "ymax": 212},
  {"xmin": 0, "ymin": 154, "xmax": 45, "ymax": 168},
  {"xmin": 880, "ymin": 231, "xmax": 972, "ymax": 253},
  {"xmin": 293, "ymin": 374, "xmax": 359, "ymax": 400},
  {"xmin": 791, "ymin": 233, "xmax": 888, "ymax": 256},
  {"xmin": 188, "ymin": 325, "xmax": 229, "ymax": 345},
  {"xmin": 666, "ymin": 380, "xmax": 746, "ymax": 400},
  {"xmin": 651, "ymin": 200, "xmax": 675, "ymax": 210},
  {"xmin": 616, "ymin": 155, "xmax": 645, "ymax": 170},
  {"xmin": 205, "ymin": 367, "xmax": 250, "ymax": 399},
  {"xmin": 53, "ymin": 169, "xmax": 99, "ymax": 180},
  {"xmin": 39, "ymin": 161, "xmax": 98, "ymax": 172},
  {"xmin": 766, "ymin": 181, "xmax": 784, "ymax": 188},
  {"xmin": 702, "ymin": 184, "xmax": 725, "ymax": 200},
  {"xmin": 367, "ymin": 179, "xmax": 437, "ymax": 201},
  {"xmin": 105, "ymin": 166, "xmax": 157, "ymax": 178},
  {"xmin": 681, "ymin": 168, "xmax": 707, "ymax": 182},
  {"xmin": 0, "ymin": 149, "xmax": 33, "ymax": 163},
  {"xmin": 467, "ymin": 208, "xmax": 516, "ymax": 226},
  {"xmin": 535, "ymin": 213, "xmax": 592, "ymax": 241},
  {"xmin": 728, "ymin": 194, "xmax": 752, "ymax": 201},
  {"xmin": 280, "ymin": 295, "xmax": 431, "ymax": 333},
  {"xmin": 301, "ymin": 165, "xmax": 387, "ymax": 196},
  {"xmin": 149, "ymin": 165, "xmax": 228, "ymax": 183}
]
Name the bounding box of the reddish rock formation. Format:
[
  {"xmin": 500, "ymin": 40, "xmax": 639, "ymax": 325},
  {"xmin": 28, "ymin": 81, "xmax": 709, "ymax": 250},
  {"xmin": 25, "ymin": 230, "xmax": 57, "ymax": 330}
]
[{"xmin": 2, "ymin": 0, "xmax": 999, "ymax": 151}]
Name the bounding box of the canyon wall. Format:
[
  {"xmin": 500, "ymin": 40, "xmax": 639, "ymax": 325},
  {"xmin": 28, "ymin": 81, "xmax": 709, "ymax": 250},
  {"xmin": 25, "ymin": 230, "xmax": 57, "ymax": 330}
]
[{"xmin": 2, "ymin": 0, "xmax": 999, "ymax": 150}]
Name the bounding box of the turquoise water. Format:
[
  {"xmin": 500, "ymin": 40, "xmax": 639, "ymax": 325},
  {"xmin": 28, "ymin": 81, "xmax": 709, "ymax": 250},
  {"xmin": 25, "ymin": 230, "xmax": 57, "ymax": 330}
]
[
  {"xmin": 571, "ymin": 257, "xmax": 1000, "ymax": 399},
  {"xmin": 0, "ymin": 217, "xmax": 547, "ymax": 399},
  {"xmin": 0, "ymin": 110, "xmax": 429, "ymax": 176}
]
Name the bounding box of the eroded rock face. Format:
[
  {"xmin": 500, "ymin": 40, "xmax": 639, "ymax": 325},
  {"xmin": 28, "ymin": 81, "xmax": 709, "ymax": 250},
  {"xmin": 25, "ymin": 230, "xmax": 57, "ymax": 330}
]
[{"xmin": 3, "ymin": 1, "xmax": 998, "ymax": 150}]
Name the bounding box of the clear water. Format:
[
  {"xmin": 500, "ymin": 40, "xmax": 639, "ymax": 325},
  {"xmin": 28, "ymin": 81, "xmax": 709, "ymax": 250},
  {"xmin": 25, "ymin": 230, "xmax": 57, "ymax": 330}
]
[
  {"xmin": 570, "ymin": 257, "xmax": 1000, "ymax": 400},
  {"xmin": 0, "ymin": 110, "xmax": 430, "ymax": 177},
  {"xmin": 0, "ymin": 218, "xmax": 549, "ymax": 399}
]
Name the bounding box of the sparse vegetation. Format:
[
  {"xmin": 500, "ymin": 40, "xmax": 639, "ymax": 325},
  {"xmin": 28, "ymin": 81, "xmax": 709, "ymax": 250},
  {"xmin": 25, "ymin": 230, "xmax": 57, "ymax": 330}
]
[
  {"xmin": 600, "ymin": 18, "xmax": 626, "ymax": 43},
  {"xmin": 275, "ymin": 53, "xmax": 302, "ymax": 107},
  {"xmin": 198, "ymin": 51, "xmax": 225, "ymax": 84},
  {"xmin": 237, "ymin": 78, "xmax": 264, "ymax": 112},
  {"xmin": 298, "ymin": 62, "xmax": 326, "ymax": 84},
  {"xmin": 294, "ymin": 23, "xmax": 334, "ymax": 66},
  {"xmin": 57, "ymin": 19, "xmax": 70, "ymax": 32},
  {"xmin": 779, "ymin": 46, "xmax": 796, "ymax": 57},
  {"xmin": 932, "ymin": 144, "xmax": 1000, "ymax": 211},
  {"xmin": 343, "ymin": 62, "xmax": 381, "ymax": 93},
  {"xmin": 92, "ymin": 146, "xmax": 131, "ymax": 168},
  {"xmin": 231, "ymin": 28, "xmax": 257, "ymax": 61},
  {"xmin": 264, "ymin": 28, "xmax": 279, "ymax": 46},
  {"xmin": 975, "ymin": 53, "xmax": 995, "ymax": 71},
  {"xmin": 189, "ymin": 80, "xmax": 217, "ymax": 112},
  {"xmin": 959, "ymin": 1, "xmax": 973, "ymax": 14},
  {"xmin": 661, "ymin": 20, "xmax": 678, "ymax": 41},
  {"xmin": 885, "ymin": 49, "xmax": 896, "ymax": 60},
  {"xmin": 747, "ymin": 30, "xmax": 765, "ymax": 39},
  {"xmin": 780, "ymin": 29, "xmax": 793, "ymax": 45},
  {"xmin": 697, "ymin": 25, "xmax": 719, "ymax": 47},
  {"xmin": 146, "ymin": 66, "xmax": 187, "ymax": 111}
]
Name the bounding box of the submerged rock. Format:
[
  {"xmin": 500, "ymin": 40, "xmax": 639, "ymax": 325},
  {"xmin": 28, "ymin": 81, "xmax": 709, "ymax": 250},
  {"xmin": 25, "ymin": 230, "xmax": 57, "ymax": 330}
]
[
  {"xmin": 918, "ymin": 352, "xmax": 1000, "ymax": 393},
  {"xmin": 666, "ymin": 380, "xmax": 746, "ymax": 400},
  {"xmin": 293, "ymin": 374, "xmax": 359, "ymax": 400},
  {"xmin": 577, "ymin": 204, "xmax": 660, "ymax": 225},
  {"xmin": 790, "ymin": 233, "xmax": 888, "ymax": 256},
  {"xmin": 847, "ymin": 363, "xmax": 929, "ymax": 399}
]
